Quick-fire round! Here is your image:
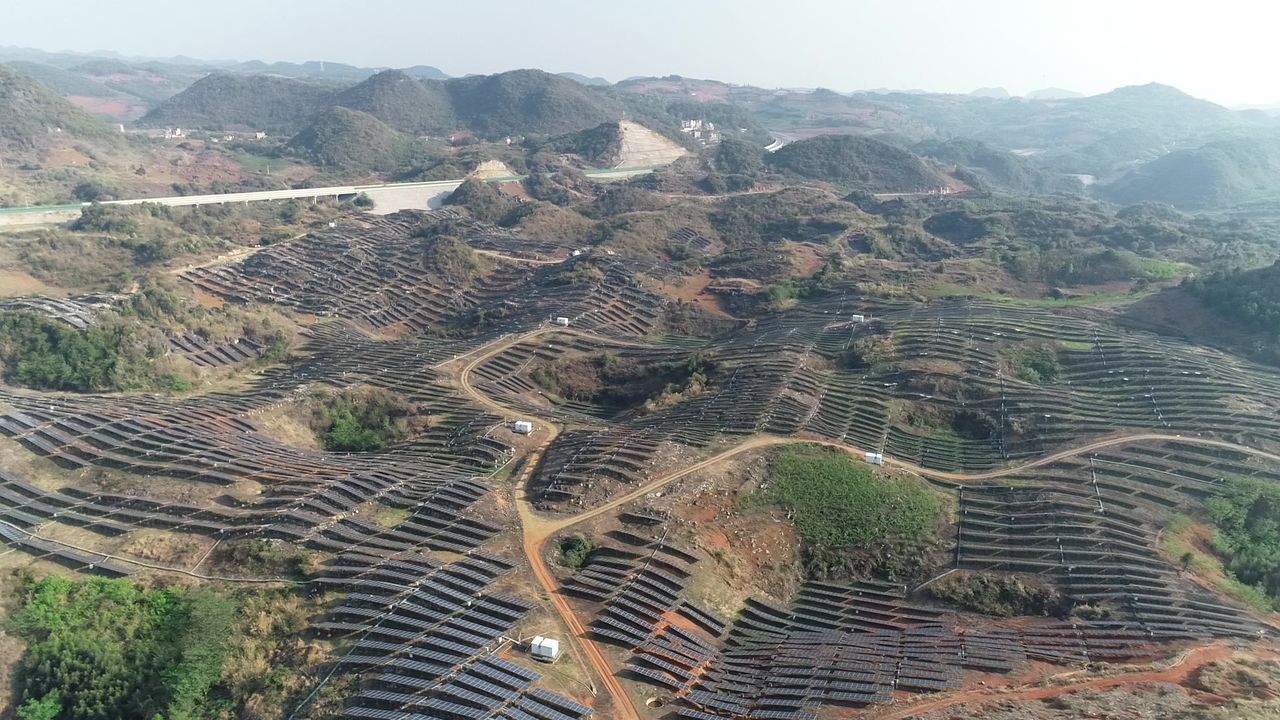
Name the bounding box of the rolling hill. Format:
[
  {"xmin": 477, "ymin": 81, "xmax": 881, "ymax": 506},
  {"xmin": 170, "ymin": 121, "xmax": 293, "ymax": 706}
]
[
  {"xmin": 1103, "ymin": 135, "xmax": 1280, "ymax": 209},
  {"xmin": 331, "ymin": 69, "xmax": 455, "ymax": 137},
  {"xmin": 916, "ymin": 138, "xmax": 1080, "ymax": 194},
  {"xmin": 144, "ymin": 67, "xmax": 623, "ymax": 140},
  {"xmin": 445, "ymin": 68, "xmax": 623, "ymax": 138},
  {"xmin": 286, "ymin": 106, "xmax": 418, "ymax": 172},
  {"xmin": 0, "ymin": 63, "xmax": 119, "ymax": 151},
  {"xmin": 766, "ymin": 134, "xmax": 947, "ymax": 192},
  {"xmin": 141, "ymin": 73, "xmax": 331, "ymax": 132}
]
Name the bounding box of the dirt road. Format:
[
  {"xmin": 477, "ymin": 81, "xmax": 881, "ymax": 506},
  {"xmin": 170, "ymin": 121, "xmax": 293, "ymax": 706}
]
[
  {"xmin": 449, "ymin": 326, "xmax": 1280, "ymax": 720},
  {"xmin": 871, "ymin": 642, "xmax": 1243, "ymax": 719}
]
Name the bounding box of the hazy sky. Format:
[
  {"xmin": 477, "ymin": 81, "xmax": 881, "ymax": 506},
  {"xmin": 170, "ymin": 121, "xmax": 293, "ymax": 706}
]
[{"xmin": 5, "ymin": 0, "xmax": 1277, "ymax": 105}]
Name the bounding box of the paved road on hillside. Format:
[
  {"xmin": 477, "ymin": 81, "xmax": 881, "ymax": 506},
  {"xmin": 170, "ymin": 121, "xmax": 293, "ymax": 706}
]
[{"xmin": 0, "ymin": 167, "xmax": 658, "ymax": 225}]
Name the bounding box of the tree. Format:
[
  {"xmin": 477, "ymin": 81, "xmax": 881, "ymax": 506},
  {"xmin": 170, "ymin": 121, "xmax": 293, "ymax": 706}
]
[{"xmin": 17, "ymin": 691, "xmax": 61, "ymax": 720}]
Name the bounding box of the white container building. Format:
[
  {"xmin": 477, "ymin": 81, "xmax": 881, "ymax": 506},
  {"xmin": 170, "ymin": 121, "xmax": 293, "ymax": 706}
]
[
  {"xmin": 864, "ymin": 452, "xmax": 884, "ymax": 465},
  {"xmin": 530, "ymin": 636, "xmax": 561, "ymax": 662},
  {"xmin": 513, "ymin": 420, "xmax": 534, "ymax": 434}
]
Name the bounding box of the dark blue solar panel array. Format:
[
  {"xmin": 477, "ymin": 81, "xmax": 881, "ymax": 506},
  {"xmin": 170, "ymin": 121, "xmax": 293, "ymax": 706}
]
[{"xmin": 310, "ymin": 550, "xmax": 592, "ymax": 719}]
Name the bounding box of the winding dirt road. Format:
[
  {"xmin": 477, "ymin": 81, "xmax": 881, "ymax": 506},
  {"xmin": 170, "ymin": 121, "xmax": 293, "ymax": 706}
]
[{"xmin": 449, "ymin": 325, "xmax": 1280, "ymax": 720}]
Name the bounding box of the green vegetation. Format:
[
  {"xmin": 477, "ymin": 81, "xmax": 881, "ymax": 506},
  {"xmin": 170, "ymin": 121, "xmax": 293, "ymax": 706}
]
[
  {"xmin": 1204, "ymin": 477, "xmax": 1280, "ymax": 610},
  {"xmin": 142, "ymin": 73, "xmax": 329, "ymax": 133},
  {"xmin": 766, "ymin": 135, "xmax": 944, "ymax": 192},
  {"xmin": 415, "ymin": 222, "xmax": 493, "ymax": 283},
  {"xmin": 0, "ymin": 312, "xmax": 179, "ymax": 393},
  {"xmin": 308, "ymin": 386, "xmax": 418, "ymax": 452},
  {"xmin": 1105, "ymin": 135, "xmax": 1280, "ymax": 209},
  {"xmin": 330, "ymin": 69, "xmax": 456, "ymax": 136},
  {"xmin": 208, "ymin": 539, "xmax": 314, "ymax": 579},
  {"xmin": 11, "ymin": 575, "xmax": 236, "ymax": 720},
  {"xmin": 8, "ymin": 574, "xmax": 338, "ymax": 720},
  {"xmin": 286, "ymin": 106, "xmax": 424, "ymax": 172},
  {"xmin": 445, "ymin": 69, "xmax": 621, "ymax": 139},
  {"xmin": 744, "ymin": 444, "xmax": 943, "ymax": 581},
  {"xmin": 1185, "ymin": 261, "xmax": 1280, "ymax": 336},
  {"xmin": 928, "ymin": 572, "xmax": 1068, "ymax": 617},
  {"xmin": 558, "ymin": 534, "xmax": 596, "ymax": 570},
  {"xmin": 441, "ymin": 178, "xmax": 521, "ymax": 225},
  {"xmin": 915, "ymin": 138, "xmax": 1078, "ymax": 194},
  {"xmin": 0, "ymin": 63, "xmax": 119, "ymax": 150},
  {"xmin": 1160, "ymin": 514, "xmax": 1274, "ymax": 612},
  {"xmin": 543, "ymin": 122, "xmax": 622, "ymax": 164},
  {"xmin": 1009, "ymin": 343, "xmax": 1062, "ymax": 384}
]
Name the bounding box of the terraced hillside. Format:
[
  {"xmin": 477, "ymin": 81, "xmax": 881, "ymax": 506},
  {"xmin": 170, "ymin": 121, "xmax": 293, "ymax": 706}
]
[{"xmin": 2, "ymin": 201, "xmax": 1279, "ymax": 720}]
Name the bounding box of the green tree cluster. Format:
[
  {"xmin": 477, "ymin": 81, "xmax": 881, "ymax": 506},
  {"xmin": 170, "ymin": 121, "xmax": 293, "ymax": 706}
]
[
  {"xmin": 1205, "ymin": 477, "xmax": 1280, "ymax": 609},
  {"xmin": 559, "ymin": 534, "xmax": 595, "ymax": 569},
  {"xmin": 0, "ymin": 312, "xmax": 165, "ymax": 392},
  {"xmin": 308, "ymin": 386, "xmax": 416, "ymax": 452},
  {"xmin": 11, "ymin": 576, "xmax": 236, "ymax": 720}
]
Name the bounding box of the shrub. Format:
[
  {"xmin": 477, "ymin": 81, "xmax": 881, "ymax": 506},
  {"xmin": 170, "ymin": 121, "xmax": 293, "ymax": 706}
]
[
  {"xmin": 559, "ymin": 534, "xmax": 595, "ymax": 569},
  {"xmin": 308, "ymin": 386, "xmax": 417, "ymax": 452},
  {"xmin": 1010, "ymin": 343, "xmax": 1061, "ymax": 384},
  {"xmin": 928, "ymin": 573, "xmax": 1069, "ymax": 617}
]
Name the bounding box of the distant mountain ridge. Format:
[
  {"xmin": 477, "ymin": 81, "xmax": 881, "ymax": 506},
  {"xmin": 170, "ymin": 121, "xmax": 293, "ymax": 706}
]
[{"xmin": 144, "ymin": 67, "xmax": 626, "ymax": 140}]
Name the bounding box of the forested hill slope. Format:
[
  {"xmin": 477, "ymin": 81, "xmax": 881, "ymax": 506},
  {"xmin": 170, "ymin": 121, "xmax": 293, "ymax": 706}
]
[
  {"xmin": 1104, "ymin": 135, "xmax": 1280, "ymax": 209},
  {"xmin": 766, "ymin": 134, "xmax": 948, "ymax": 192},
  {"xmin": 330, "ymin": 69, "xmax": 455, "ymax": 137},
  {"xmin": 0, "ymin": 63, "xmax": 119, "ymax": 150},
  {"xmin": 143, "ymin": 67, "xmax": 624, "ymax": 140},
  {"xmin": 142, "ymin": 73, "xmax": 331, "ymax": 132}
]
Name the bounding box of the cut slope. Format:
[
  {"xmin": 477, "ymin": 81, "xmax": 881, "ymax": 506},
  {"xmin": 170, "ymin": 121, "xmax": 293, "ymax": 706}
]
[{"xmin": 612, "ymin": 120, "xmax": 689, "ymax": 168}]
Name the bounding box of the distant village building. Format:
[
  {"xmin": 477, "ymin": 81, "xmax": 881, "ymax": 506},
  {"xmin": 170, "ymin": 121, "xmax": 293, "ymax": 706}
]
[{"xmin": 680, "ymin": 118, "xmax": 720, "ymax": 144}]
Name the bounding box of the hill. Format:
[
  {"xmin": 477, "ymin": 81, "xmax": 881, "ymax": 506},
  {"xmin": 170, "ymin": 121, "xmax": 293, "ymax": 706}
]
[
  {"xmin": 1103, "ymin": 135, "xmax": 1280, "ymax": 209},
  {"xmin": 445, "ymin": 68, "xmax": 622, "ymax": 138},
  {"xmin": 0, "ymin": 63, "xmax": 118, "ymax": 151},
  {"xmin": 142, "ymin": 73, "xmax": 331, "ymax": 132},
  {"xmin": 331, "ymin": 70, "xmax": 455, "ymax": 137},
  {"xmin": 558, "ymin": 72, "xmax": 611, "ymax": 87},
  {"xmin": 915, "ymin": 138, "xmax": 1079, "ymax": 194},
  {"xmin": 765, "ymin": 134, "xmax": 946, "ymax": 192},
  {"xmin": 286, "ymin": 106, "xmax": 418, "ymax": 172}
]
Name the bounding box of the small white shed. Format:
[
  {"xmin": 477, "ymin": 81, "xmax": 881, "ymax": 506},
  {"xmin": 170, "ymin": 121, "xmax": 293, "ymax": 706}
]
[
  {"xmin": 554, "ymin": 316, "xmax": 570, "ymax": 327},
  {"xmin": 850, "ymin": 314, "xmax": 866, "ymax": 323},
  {"xmin": 513, "ymin": 420, "xmax": 534, "ymax": 434},
  {"xmin": 530, "ymin": 636, "xmax": 561, "ymax": 662},
  {"xmin": 864, "ymin": 452, "xmax": 884, "ymax": 466}
]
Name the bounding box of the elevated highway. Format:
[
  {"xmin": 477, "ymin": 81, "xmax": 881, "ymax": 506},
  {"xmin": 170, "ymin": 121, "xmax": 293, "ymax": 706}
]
[{"xmin": 0, "ymin": 166, "xmax": 657, "ymax": 226}]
